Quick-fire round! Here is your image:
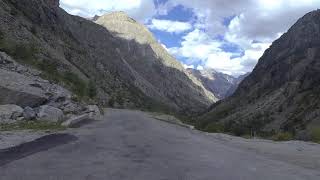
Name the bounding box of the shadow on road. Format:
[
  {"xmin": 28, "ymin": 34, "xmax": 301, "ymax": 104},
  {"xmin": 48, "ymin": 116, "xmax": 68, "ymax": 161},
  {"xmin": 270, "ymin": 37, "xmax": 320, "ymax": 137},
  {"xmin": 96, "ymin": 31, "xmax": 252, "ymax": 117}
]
[{"xmin": 0, "ymin": 134, "xmax": 78, "ymax": 166}]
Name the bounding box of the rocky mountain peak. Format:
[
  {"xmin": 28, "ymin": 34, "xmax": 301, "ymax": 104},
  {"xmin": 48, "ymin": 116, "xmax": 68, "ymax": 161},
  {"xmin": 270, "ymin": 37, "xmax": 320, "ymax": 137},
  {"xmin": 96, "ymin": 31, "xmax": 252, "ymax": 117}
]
[{"xmin": 101, "ymin": 11, "xmax": 135, "ymax": 22}]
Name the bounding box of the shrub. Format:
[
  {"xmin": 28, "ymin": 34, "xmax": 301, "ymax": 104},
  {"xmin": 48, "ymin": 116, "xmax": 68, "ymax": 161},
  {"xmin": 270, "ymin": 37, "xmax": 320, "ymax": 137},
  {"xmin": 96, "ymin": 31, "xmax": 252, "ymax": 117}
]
[
  {"xmin": 0, "ymin": 30, "xmax": 3, "ymax": 40},
  {"xmin": 12, "ymin": 43, "xmax": 37, "ymax": 60},
  {"xmin": 87, "ymin": 81, "xmax": 97, "ymax": 98},
  {"xmin": 62, "ymin": 72, "xmax": 87, "ymax": 97},
  {"xmin": 31, "ymin": 26, "xmax": 37, "ymax": 35},
  {"xmin": 272, "ymin": 132, "xmax": 293, "ymax": 141},
  {"xmin": 204, "ymin": 123, "xmax": 225, "ymax": 133},
  {"xmin": 311, "ymin": 127, "xmax": 320, "ymax": 143},
  {"xmin": 0, "ymin": 38, "xmax": 38, "ymax": 65}
]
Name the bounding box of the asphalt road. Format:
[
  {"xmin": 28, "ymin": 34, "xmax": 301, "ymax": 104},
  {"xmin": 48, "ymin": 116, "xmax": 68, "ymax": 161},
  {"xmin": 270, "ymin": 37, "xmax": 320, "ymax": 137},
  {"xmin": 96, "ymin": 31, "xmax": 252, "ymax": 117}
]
[{"xmin": 0, "ymin": 109, "xmax": 319, "ymax": 180}]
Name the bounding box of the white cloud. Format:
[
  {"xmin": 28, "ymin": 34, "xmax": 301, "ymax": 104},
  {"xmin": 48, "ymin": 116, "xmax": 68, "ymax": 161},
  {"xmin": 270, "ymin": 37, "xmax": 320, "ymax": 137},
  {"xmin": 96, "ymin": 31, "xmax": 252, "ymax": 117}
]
[
  {"xmin": 60, "ymin": 0, "xmax": 156, "ymax": 22},
  {"xmin": 169, "ymin": 29, "xmax": 221, "ymax": 61},
  {"xmin": 168, "ymin": 29, "xmax": 271, "ymax": 76},
  {"xmin": 163, "ymin": 0, "xmax": 319, "ymax": 76},
  {"xmin": 183, "ymin": 64, "xmax": 195, "ymax": 69},
  {"xmin": 197, "ymin": 65, "xmax": 204, "ymax": 70},
  {"xmin": 148, "ymin": 19, "xmax": 192, "ymax": 33}
]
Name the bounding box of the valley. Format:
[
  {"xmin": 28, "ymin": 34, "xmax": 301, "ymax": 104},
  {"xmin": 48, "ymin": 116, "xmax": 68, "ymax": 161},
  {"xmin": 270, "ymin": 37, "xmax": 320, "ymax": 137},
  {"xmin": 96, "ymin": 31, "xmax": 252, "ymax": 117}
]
[{"xmin": 0, "ymin": 0, "xmax": 320, "ymax": 179}]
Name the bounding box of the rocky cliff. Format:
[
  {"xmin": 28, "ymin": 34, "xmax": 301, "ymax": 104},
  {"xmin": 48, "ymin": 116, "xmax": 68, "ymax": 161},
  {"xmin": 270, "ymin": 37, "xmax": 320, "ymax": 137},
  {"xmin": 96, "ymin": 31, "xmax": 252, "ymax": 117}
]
[
  {"xmin": 186, "ymin": 68, "xmax": 247, "ymax": 99},
  {"xmin": 199, "ymin": 10, "xmax": 320, "ymax": 139},
  {"xmin": 0, "ymin": 0, "xmax": 216, "ymax": 116}
]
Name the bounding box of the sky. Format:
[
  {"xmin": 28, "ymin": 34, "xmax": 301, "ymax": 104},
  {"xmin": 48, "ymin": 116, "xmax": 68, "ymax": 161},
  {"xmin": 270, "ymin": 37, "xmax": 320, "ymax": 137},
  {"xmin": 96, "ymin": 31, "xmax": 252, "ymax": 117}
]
[{"xmin": 60, "ymin": 0, "xmax": 320, "ymax": 77}]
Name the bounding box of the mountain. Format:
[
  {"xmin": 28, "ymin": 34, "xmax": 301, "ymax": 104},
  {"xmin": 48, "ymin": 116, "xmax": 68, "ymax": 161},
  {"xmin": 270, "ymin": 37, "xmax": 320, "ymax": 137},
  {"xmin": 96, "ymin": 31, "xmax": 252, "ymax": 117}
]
[
  {"xmin": 198, "ymin": 10, "xmax": 320, "ymax": 139},
  {"xmin": 186, "ymin": 68, "xmax": 248, "ymax": 99},
  {"xmin": 0, "ymin": 0, "xmax": 217, "ymax": 115},
  {"xmin": 225, "ymin": 73, "xmax": 250, "ymax": 98}
]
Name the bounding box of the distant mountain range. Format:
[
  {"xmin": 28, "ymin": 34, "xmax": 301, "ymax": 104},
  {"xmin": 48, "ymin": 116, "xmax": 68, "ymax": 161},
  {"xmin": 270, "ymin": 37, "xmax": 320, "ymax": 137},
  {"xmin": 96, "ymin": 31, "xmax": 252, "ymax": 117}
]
[{"xmin": 186, "ymin": 68, "xmax": 249, "ymax": 99}]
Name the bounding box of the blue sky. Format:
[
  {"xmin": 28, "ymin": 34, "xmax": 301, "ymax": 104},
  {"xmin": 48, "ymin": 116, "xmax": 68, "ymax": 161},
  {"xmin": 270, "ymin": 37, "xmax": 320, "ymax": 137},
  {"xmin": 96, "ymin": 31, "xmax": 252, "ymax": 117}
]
[{"xmin": 61, "ymin": 0, "xmax": 320, "ymax": 76}]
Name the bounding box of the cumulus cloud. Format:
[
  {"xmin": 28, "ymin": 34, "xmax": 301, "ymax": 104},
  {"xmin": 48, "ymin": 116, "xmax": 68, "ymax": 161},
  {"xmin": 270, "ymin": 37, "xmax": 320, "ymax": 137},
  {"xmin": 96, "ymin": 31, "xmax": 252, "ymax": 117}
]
[
  {"xmin": 60, "ymin": 0, "xmax": 156, "ymax": 22},
  {"xmin": 148, "ymin": 19, "xmax": 192, "ymax": 33},
  {"xmin": 183, "ymin": 64, "xmax": 195, "ymax": 69},
  {"xmin": 169, "ymin": 29, "xmax": 271, "ymax": 76},
  {"xmin": 163, "ymin": 0, "xmax": 319, "ymax": 76}
]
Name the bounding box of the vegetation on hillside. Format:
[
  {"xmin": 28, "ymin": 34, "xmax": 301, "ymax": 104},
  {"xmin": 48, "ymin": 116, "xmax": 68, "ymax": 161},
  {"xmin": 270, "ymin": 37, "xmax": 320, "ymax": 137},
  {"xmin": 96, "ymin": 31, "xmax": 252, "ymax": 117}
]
[{"xmin": 0, "ymin": 33, "xmax": 97, "ymax": 101}]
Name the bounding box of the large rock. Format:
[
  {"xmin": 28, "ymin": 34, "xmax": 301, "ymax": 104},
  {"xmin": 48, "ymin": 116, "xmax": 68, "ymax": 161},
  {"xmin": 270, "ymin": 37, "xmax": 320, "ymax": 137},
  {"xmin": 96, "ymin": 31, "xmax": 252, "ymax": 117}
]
[
  {"xmin": 0, "ymin": 105, "xmax": 23, "ymax": 123},
  {"xmin": 86, "ymin": 105, "xmax": 101, "ymax": 117},
  {"xmin": 23, "ymin": 107, "xmax": 36, "ymax": 121},
  {"xmin": 62, "ymin": 114, "xmax": 90, "ymax": 128},
  {"xmin": 37, "ymin": 105, "xmax": 64, "ymax": 122},
  {"xmin": 0, "ymin": 69, "xmax": 48, "ymax": 108}
]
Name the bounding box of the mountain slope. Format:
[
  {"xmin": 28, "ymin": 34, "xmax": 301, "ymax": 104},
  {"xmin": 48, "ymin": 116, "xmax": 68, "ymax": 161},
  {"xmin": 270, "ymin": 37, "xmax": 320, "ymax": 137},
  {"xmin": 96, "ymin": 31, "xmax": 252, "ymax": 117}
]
[
  {"xmin": 225, "ymin": 73, "xmax": 250, "ymax": 98},
  {"xmin": 186, "ymin": 68, "xmax": 245, "ymax": 99},
  {"xmin": 0, "ymin": 0, "xmax": 216, "ymax": 114},
  {"xmin": 199, "ymin": 10, "xmax": 320, "ymax": 138}
]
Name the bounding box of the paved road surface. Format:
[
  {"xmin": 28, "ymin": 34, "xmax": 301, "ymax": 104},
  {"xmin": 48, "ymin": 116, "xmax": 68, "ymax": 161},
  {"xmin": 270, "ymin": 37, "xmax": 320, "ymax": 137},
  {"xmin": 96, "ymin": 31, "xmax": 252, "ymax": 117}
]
[{"xmin": 1, "ymin": 109, "xmax": 320, "ymax": 180}]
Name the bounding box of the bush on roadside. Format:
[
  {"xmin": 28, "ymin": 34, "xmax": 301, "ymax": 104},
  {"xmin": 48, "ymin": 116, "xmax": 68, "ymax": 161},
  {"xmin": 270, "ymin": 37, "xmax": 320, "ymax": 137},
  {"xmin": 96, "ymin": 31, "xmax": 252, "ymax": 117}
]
[
  {"xmin": 272, "ymin": 132, "xmax": 293, "ymax": 141},
  {"xmin": 204, "ymin": 122, "xmax": 225, "ymax": 133},
  {"xmin": 311, "ymin": 127, "xmax": 320, "ymax": 143}
]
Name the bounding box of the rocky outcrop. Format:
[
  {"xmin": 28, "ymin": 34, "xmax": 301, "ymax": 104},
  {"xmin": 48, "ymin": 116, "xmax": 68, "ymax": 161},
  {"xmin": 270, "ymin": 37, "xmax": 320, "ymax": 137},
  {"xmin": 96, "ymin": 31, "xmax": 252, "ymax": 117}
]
[
  {"xmin": 0, "ymin": 50, "xmax": 88, "ymax": 124},
  {"xmin": 199, "ymin": 10, "xmax": 320, "ymax": 138},
  {"xmin": 62, "ymin": 114, "xmax": 90, "ymax": 128},
  {"xmin": 37, "ymin": 105, "xmax": 64, "ymax": 122},
  {"xmin": 0, "ymin": 69, "xmax": 48, "ymax": 108},
  {"xmin": 186, "ymin": 68, "xmax": 247, "ymax": 99},
  {"xmin": 0, "ymin": 105, "xmax": 23, "ymax": 123},
  {"xmin": 23, "ymin": 107, "xmax": 36, "ymax": 120}
]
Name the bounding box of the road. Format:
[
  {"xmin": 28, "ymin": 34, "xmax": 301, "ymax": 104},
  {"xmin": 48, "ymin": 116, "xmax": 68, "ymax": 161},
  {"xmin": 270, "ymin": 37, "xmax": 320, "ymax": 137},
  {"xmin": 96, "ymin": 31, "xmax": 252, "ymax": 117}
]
[{"xmin": 0, "ymin": 109, "xmax": 319, "ymax": 180}]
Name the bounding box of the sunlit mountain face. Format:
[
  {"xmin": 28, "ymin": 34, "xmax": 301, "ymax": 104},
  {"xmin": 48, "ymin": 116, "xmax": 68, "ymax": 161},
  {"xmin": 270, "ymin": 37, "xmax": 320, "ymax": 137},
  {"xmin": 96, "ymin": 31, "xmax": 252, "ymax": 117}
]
[{"xmin": 60, "ymin": 0, "xmax": 320, "ymax": 77}]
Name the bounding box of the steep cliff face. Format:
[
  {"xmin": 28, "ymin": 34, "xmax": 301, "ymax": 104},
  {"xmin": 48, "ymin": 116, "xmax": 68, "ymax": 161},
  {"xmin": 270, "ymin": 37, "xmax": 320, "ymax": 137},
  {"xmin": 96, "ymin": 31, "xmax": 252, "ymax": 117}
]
[
  {"xmin": 0, "ymin": 0, "xmax": 215, "ymax": 114},
  {"xmin": 186, "ymin": 68, "xmax": 246, "ymax": 99},
  {"xmin": 199, "ymin": 10, "xmax": 320, "ymax": 137}
]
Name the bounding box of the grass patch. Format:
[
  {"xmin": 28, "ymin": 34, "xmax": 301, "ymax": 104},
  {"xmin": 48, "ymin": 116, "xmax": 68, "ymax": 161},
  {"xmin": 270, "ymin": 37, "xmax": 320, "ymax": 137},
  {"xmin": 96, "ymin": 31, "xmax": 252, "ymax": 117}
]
[
  {"xmin": 0, "ymin": 121, "xmax": 66, "ymax": 131},
  {"xmin": 271, "ymin": 132, "xmax": 293, "ymax": 141},
  {"xmin": 38, "ymin": 61, "xmax": 97, "ymax": 101},
  {"xmin": 0, "ymin": 36, "xmax": 38, "ymax": 66},
  {"xmin": 311, "ymin": 127, "xmax": 320, "ymax": 143},
  {"xmin": 204, "ymin": 122, "xmax": 225, "ymax": 133}
]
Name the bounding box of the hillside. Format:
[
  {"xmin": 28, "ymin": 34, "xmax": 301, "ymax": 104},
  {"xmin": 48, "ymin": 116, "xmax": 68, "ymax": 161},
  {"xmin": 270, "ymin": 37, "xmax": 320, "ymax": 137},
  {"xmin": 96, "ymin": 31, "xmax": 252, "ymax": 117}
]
[
  {"xmin": 0, "ymin": 0, "xmax": 216, "ymax": 115},
  {"xmin": 199, "ymin": 10, "xmax": 320, "ymax": 139}
]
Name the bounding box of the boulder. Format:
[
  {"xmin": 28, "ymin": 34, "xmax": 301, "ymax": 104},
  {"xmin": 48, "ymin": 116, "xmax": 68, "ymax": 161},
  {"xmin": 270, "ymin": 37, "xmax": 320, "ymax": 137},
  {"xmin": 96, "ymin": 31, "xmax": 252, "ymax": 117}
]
[
  {"xmin": 60, "ymin": 101, "xmax": 84, "ymax": 115},
  {"xmin": 37, "ymin": 105, "xmax": 64, "ymax": 122},
  {"xmin": 0, "ymin": 69, "xmax": 48, "ymax": 107},
  {"xmin": 62, "ymin": 114, "xmax": 90, "ymax": 128},
  {"xmin": 23, "ymin": 107, "xmax": 36, "ymax": 120},
  {"xmin": 0, "ymin": 104, "xmax": 23, "ymax": 123},
  {"xmin": 86, "ymin": 105, "xmax": 102, "ymax": 119}
]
